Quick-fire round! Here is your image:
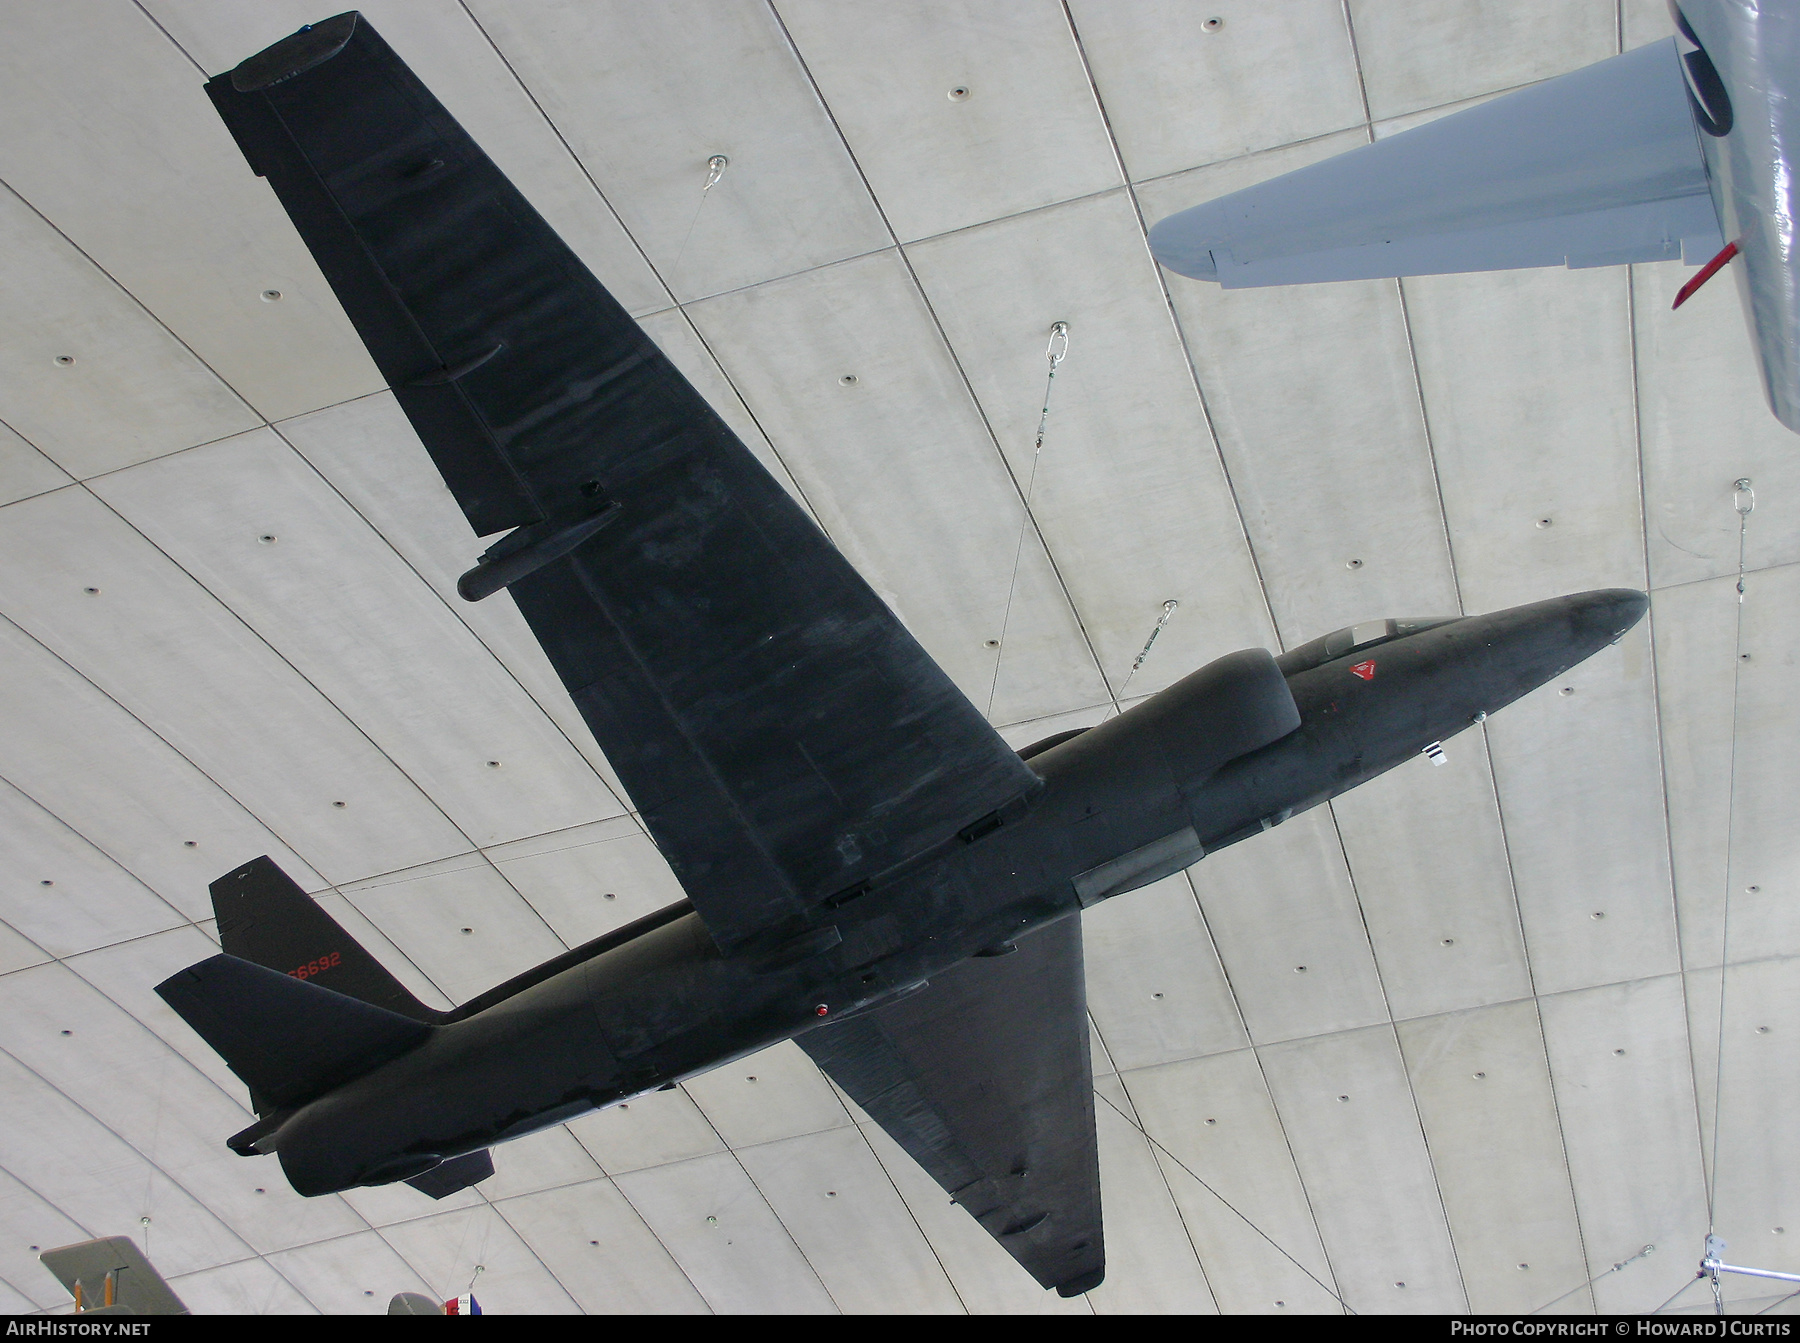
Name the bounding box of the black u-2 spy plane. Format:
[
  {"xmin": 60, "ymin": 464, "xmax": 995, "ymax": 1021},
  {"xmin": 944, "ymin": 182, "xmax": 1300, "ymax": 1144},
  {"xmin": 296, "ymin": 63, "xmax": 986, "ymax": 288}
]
[{"xmin": 156, "ymin": 14, "xmax": 1648, "ymax": 1298}]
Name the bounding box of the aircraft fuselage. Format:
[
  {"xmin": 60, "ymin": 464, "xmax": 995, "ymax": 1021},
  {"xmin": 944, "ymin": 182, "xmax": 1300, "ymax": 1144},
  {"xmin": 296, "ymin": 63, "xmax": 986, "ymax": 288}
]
[{"xmin": 264, "ymin": 588, "xmax": 1646, "ymax": 1197}]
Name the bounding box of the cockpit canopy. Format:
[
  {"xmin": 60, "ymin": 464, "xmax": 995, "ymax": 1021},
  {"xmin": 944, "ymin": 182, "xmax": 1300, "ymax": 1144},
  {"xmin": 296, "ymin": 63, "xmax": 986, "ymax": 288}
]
[{"xmin": 1274, "ymin": 617, "xmax": 1458, "ymax": 677}]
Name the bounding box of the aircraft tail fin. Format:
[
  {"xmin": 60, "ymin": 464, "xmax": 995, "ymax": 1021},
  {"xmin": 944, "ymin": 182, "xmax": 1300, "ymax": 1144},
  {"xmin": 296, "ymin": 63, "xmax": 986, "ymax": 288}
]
[
  {"xmin": 210, "ymin": 856, "xmax": 442, "ymax": 1024},
  {"xmin": 156, "ymin": 953, "xmax": 431, "ymax": 1112}
]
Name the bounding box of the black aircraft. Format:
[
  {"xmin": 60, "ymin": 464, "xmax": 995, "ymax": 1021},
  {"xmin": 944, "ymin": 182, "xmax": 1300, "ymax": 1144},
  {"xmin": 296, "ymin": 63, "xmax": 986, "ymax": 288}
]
[{"xmin": 155, "ymin": 14, "xmax": 1650, "ymax": 1299}]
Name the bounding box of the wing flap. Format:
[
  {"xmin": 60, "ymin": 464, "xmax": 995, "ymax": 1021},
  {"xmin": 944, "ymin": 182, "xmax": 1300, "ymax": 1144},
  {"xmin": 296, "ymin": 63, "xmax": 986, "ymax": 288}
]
[
  {"xmin": 798, "ymin": 914, "xmax": 1103, "ymax": 1296},
  {"xmin": 206, "ymin": 14, "xmax": 1041, "ymax": 953},
  {"xmin": 1150, "ymin": 38, "xmax": 1723, "ymax": 287}
]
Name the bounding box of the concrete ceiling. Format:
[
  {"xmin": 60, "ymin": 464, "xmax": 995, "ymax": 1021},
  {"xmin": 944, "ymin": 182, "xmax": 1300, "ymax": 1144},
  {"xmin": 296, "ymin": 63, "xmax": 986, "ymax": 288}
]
[{"xmin": 0, "ymin": 0, "xmax": 1796, "ymax": 1316}]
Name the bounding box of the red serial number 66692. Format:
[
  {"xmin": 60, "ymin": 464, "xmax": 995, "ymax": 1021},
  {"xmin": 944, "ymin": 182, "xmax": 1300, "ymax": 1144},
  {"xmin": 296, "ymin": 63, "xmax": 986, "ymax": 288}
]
[{"xmin": 289, "ymin": 950, "xmax": 343, "ymax": 980}]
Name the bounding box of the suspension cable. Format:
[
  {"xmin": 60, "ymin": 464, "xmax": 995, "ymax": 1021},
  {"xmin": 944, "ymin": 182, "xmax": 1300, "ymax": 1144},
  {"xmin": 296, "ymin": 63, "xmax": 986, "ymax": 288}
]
[
  {"xmin": 1526, "ymin": 1243, "xmax": 1656, "ymax": 1314},
  {"xmin": 1707, "ymin": 478, "xmax": 1755, "ymax": 1233},
  {"xmin": 985, "ymin": 322, "xmax": 1069, "ymax": 719},
  {"xmin": 1094, "ymin": 1089, "xmax": 1355, "ymax": 1314}
]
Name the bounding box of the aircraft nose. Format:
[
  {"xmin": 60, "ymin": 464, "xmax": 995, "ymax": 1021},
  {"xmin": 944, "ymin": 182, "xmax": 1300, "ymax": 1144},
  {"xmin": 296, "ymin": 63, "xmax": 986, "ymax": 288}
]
[{"xmin": 1568, "ymin": 588, "xmax": 1649, "ymax": 642}]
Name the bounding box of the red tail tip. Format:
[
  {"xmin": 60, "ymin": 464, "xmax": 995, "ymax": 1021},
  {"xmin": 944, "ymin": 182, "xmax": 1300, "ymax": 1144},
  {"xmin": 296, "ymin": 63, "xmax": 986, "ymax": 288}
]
[{"xmin": 1673, "ymin": 241, "xmax": 1739, "ymax": 310}]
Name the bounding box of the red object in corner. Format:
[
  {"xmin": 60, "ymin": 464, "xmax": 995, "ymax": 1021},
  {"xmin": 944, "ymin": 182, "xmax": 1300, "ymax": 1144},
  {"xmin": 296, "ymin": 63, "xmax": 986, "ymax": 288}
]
[{"xmin": 1673, "ymin": 240, "xmax": 1739, "ymax": 309}]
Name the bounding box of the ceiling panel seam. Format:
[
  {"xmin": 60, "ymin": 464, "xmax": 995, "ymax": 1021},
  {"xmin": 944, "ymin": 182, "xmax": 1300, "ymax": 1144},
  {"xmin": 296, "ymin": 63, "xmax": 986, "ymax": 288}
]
[
  {"xmin": 1649, "ymin": 557, "xmax": 1799, "ymax": 595},
  {"xmin": 1088, "ymin": 1014, "xmax": 1221, "ymax": 1309},
  {"xmin": 0, "ymin": 1164, "xmax": 94, "ymax": 1253},
  {"xmin": 558, "ymin": 1123, "xmax": 727, "ymax": 1314},
  {"xmin": 632, "ymin": 184, "xmax": 1133, "ymax": 309},
  {"xmin": 1625, "ymin": 263, "xmax": 1716, "ymax": 1234},
  {"xmin": 1332, "ymin": 13, "xmax": 1474, "ymax": 1310},
  {"xmin": 561, "ymin": 1090, "xmax": 932, "ymax": 1315},
  {"xmin": 0, "ymin": 1272, "xmax": 46, "ymax": 1315},
  {"xmin": 262, "ymin": 416, "xmax": 631, "ymax": 819},
  {"xmin": 9, "ymin": 117, "xmax": 583, "ymax": 950},
  {"xmin": 0, "ymin": 949, "xmax": 409, "ymax": 1263},
  {"xmin": 1381, "ymin": 1022, "xmax": 1480, "ymax": 1313},
  {"xmin": 1321, "ymin": 792, "xmax": 1475, "ymax": 1310},
  {"xmin": 486, "ymin": 1168, "xmax": 717, "ymax": 1316},
  {"xmin": 0, "ymin": 1043, "xmax": 323, "ymax": 1314},
  {"xmin": 0, "ymin": 576, "xmax": 478, "ymax": 1014},
  {"xmin": 1172, "ymin": 871, "xmax": 1348, "ymax": 1310},
  {"xmin": 998, "ymin": 698, "xmax": 1115, "ymax": 738},
  {"xmin": 126, "ymin": 0, "xmax": 204, "ymax": 78},
  {"xmin": 817, "ymin": 1079, "xmax": 972, "ymax": 1312},
  {"xmin": 30, "ymin": 423, "xmax": 307, "ymax": 494},
  {"xmin": 68, "ymin": 478, "xmax": 573, "ymax": 956},
  {"xmin": 1193, "ymin": 957, "xmax": 1784, "ymax": 1051},
  {"xmin": 0, "ymin": 770, "xmax": 203, "ymax": 946},
  {"xmin": 656, "ymin": 307, "xmax": 833, "ymax": 533},
  {"xmin": 218, "ymin": 1226, "xmax": 432, "ymax": 1306},
  {"xmin": 266, "ymin": 389, "xmax": 392, "ymax": 430},
  {"xmin": 463, "ymin": 1188, "xmax": 583, "ymax": 1313},
  {"xmin": 1125, "ymin": 125, "xmax": 1373, "ymax": 192},
  {"xmin": 0, "ymin": 622, "xmax": 457, "ymax": 1008},
  {"xmin": 1058, "ymin": 0, "xmax": 1284, "ymax": 651},
  {"xmin": 0, "ymin": 917, "xmax": 48, "ymax": 970},
  {"xmin": 1524, "ymin": 996, "xmax": 1600, "ymax": 1314},
  {"xmin": 1390, "ymin": 280, "xmax": 1466, "ymax": 613},
  {"xmin": 764, "ymin": 0, "xmax": 1115, "ymax": 713},
  {"xmin": 372, "ymin": 1196, "xmax": 578, "ymax": 1313},
  {"xmin": 0, "ymin": 479, "xmax": 69, "ymax": 515},
  {"xmin": 1461, "ymin": 721, "xmax": 1600, "ymax": 1308},
  {"xmin": 0, "ymin": 415, "xmax": 71, "ymax": 506},
  {"xmin": 0, "ymin": 177, "xmax": 259, "ymax": 428},
  {"xmin": 1697, "ymin": 548, "xmax": 1752, "ymax": 1233},
  {"xmin": 621, "ymin": 242, "xmax": 887, "ymax": 313},
  {"xmin": 447, "ymin": 0, "xmax": 669, "ymax": 321},
  {"xmin": 0, "ymin": 607, "xmax": 352, "ymax": 929},
  {"xmin": 1105, "ymin": 1060, "xmax": 1348, "ymax": 1314},
  {"xmin": 680, "ymin": 1096, "xmax": 845, "ymax": 1314},
  {"xmin": 454, "ymin": 0, "xmax": 838, "ymax": 547}
]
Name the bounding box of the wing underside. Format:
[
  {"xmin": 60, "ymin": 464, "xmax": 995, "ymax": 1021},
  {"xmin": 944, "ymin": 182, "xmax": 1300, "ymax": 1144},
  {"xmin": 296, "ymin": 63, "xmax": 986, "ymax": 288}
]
[
  {"xmin": 1149, "ymin": 37, "xmax": 1723, "ymax": 287},
  {"xmin": 205, "ymin": 13, "xmax": 1041, "ymax": 954},
  {"xmin": 798, "ymin": 913, "xmax": 1104, "ymax": 1297}
]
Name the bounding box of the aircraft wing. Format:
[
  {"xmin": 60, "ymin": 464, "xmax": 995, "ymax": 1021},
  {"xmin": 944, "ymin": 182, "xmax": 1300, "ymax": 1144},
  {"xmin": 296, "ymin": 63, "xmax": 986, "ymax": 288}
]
[
  {"xmin": 1149, "ymin": 37, "xmax": 1724, "ymax": 287},
  {"xmin": 205, "ymin": 14, "xmax": 1041, "ymax": 955},
  {"xmin": 798, "ymin": 913, "xmax": 1104, "ymax": 1297}
]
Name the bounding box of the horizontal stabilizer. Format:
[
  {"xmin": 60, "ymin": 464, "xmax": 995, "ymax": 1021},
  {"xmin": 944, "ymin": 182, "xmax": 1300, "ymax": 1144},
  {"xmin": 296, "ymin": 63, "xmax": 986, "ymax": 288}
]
[
  {"xmin": 1150, "ymin": 38, "xmax": 1723, "ymax": 287},
  {"xmin": 156, "ymin": 954, "xmax": 431, "ymax": 1111}
]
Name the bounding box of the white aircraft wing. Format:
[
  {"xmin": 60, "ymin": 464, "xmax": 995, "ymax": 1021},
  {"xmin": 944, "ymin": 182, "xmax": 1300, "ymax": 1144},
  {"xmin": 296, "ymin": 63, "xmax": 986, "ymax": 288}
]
[{"xmin": 1148, "ymin": 37, "xmax": 1723, "ymax": 289}]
